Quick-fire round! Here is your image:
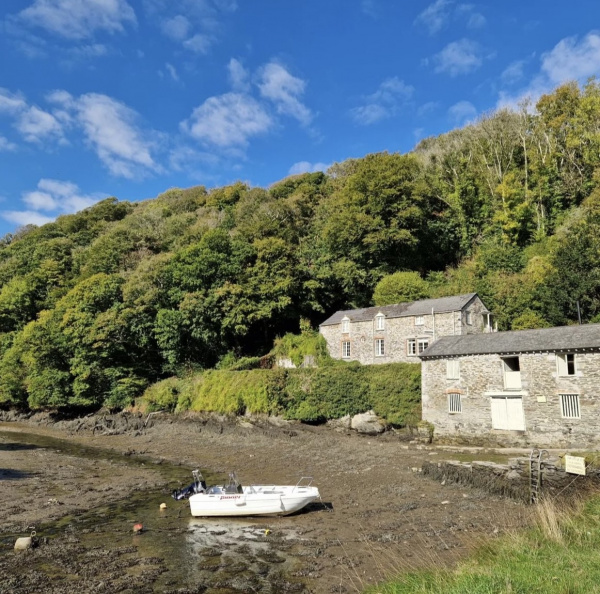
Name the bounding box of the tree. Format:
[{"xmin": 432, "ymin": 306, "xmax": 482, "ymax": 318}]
[{"xmin": 373, "ymin": 271, "xmax": 430, "ymax": 305}]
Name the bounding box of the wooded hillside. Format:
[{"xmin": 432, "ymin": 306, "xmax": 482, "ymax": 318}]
[{"xmin": 1, "ymin": 80, "xmax": 600, "ymax": 412}]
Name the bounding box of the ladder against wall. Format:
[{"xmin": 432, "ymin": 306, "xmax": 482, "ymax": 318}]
[{"xmin": 529, "ymin": 448, "xmax": 549, "ymax": 504}]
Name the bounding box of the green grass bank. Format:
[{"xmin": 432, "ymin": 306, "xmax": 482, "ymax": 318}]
[
  {"xmin": 140, "ymin": 362, "xmax": 421, "ymax": 426},
  {"xmin": 370, "ymin": 496, "xmax": 600, "ymax": 594}
]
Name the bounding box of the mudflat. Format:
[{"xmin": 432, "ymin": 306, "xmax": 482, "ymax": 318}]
[{"xmin": 0, "ymin": 413, "xmax": 529, "ymax": 593}]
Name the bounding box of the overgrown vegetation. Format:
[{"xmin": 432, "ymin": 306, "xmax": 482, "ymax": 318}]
[
  {"xmin": 1, "ymin": 80, "xmax": 600, "ymax": 412},
  {"xmin": 371, "ymin": 495, "xmax": 600, "ymax": 594},
  {"xmin": 140, "ymin": 362, "xmax": 421, "ymax": 426}
]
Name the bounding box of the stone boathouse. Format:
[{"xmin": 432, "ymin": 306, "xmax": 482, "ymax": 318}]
[
  {"xmin": 420, "ymin": 323, "xmax": 600, "ymax": 447},
  {"xmin": 319, "ymin": 293, "xmax": 492, "ymax": 365}
]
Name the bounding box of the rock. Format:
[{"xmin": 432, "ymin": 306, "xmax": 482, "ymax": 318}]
[
  {"xmin": 14, "ymin": 537, "xmax": 33, "ymax": 550},
  {"xmin": 350, "ymin": 410, "xmax": 385, "ymax": 435},
  {"xmin": 506, "ymin": 470, "xmax": 521, "ymax": 480},
  {"xmin": 327, "ymin": 415, "xmax": 351, "ymax": 430}
]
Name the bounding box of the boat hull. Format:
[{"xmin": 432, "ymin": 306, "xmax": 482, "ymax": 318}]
[{"xmin": 189, "ymin": 485, "xmax": 320, "ymax": 517}]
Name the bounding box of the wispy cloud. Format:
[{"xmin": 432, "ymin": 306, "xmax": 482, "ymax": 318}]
[
  {"xmin": 0, "ymin": 88, "xmax": 64, "ymax": 144},
  {"xmin": 258, "ymin": 62, "xmax": 313, "ymax": 126},
  {"xmin": 146, "ymin": 0, "xmax": 237, "ymax": 54},
  {"xmin": 432, "ymin": 38, "xmax": 484, "ymax": 76},
  {"xmin": 416, "ymin": 1, "xmax": 486, "ymax": 34},
  {"xmin": 497, "ymin": 31, "xmax": 600, "ymax": 110},
  {"xmin": 0, "ymin": 136, "xmax": 17, "ymax": 151},
  {"xmin": 501, "ymin": 60, "xmax": 525, "ymax": 86},
  {"xmin": 541, "ymin": 31, "xmax": 600, "ymax": 83},
  {"xmin": 48, "ymin": 91, "xmax": 159, "ymax": 178},
  {"xmin": 181, "ymin": 92, "xmax": 272, "ymax": 149},
  {"xmin": 2, "ymin": 178, "xmax": 107, "ymax": 228},
  {"xmin": 448, "ymin": 100, "xmax": 477, "ymax": 125},
  {"xmin": 15, "ymin": 0, "xmax": 136, "ymax": 40},
  {"xmin": 288, "ymin": 161, "xmax": 330, "ymax": 175},
  {"xmin": 415, "ymin": 0, "xmax": 452, "ymax": 35},
  {"xmin": 350, "ymin": 77, "xmax": 414, "ymax": 125},
  {"xmin": 361, "ymin": 0, "xmax": 378, "ymax": 18},
  {"xmin": 228, "ymin": 58, "xmax": 250, "ymax": 92}
]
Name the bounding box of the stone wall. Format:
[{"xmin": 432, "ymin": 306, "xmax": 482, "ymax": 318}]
[
  {"xmin": 319, "ymin": 296, "xmax": 490, "ymax": 365},
  {"xmin": 422, "ymin": 458, "xmax": 600, "ymax": 503},
  {"xmin": 422, "ymin": 351, "xmax": 600, "ymax": 447}
]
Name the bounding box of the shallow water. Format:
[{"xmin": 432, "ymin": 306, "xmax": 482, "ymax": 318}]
[{"xmin": 0, "ymin": 428, "xmax": 314, "ymax": 592}]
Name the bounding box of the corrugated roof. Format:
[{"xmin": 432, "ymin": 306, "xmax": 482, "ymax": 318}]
[
  {"xmin": 419, "ymin": 323, "xmax": 600, "ymax": 358},
  {"xmin": 319, "ymin": 293, "xmax": 481, "ymax": 326}
]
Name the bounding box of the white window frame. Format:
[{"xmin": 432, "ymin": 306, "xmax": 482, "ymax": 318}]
[
  {"xmin": 446, "ymin": 359, "xmax": 460, "ymax": 380},
  {"xmin": 341, "ymin": 317, "xmax": 350, "ymax": 334},
  {"xmin": 341, "ymin": 341, "xmax": 351, "ymax": 359},
  {"xmin": 407, "ymin": 338, "xmax": 416, "ymax": 356},
  {"xmin": 417, "ymin": 338, "xmax": 429, "ymax": 354},
  {"xmin": 375, "ymin": 314, "xmax": 385, "ymax": 331},
  {"xmin": 465, "ymin": 311, "xmax": 472, "ymax": 325},
  {"xmin": 490, "ymin": 395, "xmax": 526, "ymax": 430},
  {"xmin": 375, "ymin": 338, "xmax": 385, "ymax": 357},
  {"xmin": 560, "ymin": 393, "xmax": 580, "ymax": 419},
  {"xmin": 557, "ymin": 353, "xmax": 576, "ymax": 377},
  {"xmin": 448, "ymin": 392, "xmax": 462, "ymax": 414},
  {"xmin": 415, "ymin": 315, "xmax": 424, "ymax": 326}
]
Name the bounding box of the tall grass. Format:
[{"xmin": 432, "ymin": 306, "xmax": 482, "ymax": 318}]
[{"xmin": 367, "ymin": 494, "xmax": 600, "ymax": 594}]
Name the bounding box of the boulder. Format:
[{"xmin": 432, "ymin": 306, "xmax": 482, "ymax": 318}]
[
  {"xmin": 327, "ymin": 415, "xmax": 351, "ymax": 430},
  {"xmin": 350, "ymin": 410, "xmax": 385, "ymax": 435}
]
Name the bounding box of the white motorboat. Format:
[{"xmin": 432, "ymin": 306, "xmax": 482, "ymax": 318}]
[{"xmin": 174, "ymin": 471, "xmax": 320, "ymax": 517}]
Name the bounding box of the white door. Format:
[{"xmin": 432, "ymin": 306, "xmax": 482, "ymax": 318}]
[{"xmin": 491, "ymin": 396, "xmax": 525, "ymax": 430}]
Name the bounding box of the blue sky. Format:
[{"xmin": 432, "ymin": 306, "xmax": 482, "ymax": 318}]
[{"xmin": 1, "ymin": 0, "xmax": 600, "ymax": 236}]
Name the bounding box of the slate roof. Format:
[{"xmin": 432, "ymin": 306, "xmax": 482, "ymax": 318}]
[
  {"xmin": 319, "ymin": 293, "xmax": 482, "ymax": 327},
  {"xmin": 419, "ymin": 323, "xmax": 600, "ymax": 359}
]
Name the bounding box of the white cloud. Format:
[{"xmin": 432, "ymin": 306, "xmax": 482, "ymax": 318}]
[
  {"xmin": 183, "ymin": 33, "xmax": 212, "ymax": 54},
  {"xmin": 415, "ymin": 0, "xmax": 452, "ymax": 35},
  {"xmin": 433, "ymin": 39, "xmax": 483, "ymax": 76},
  {"xmin": 17, "ymin": 0, "xmax": 136, "ymax": 40},
  {"xmin": 48, "ymin": 91, "xmax": 158, "ymax": 178},
  {"xmin": 350, "ymin": 77, "xmax": 414, "ymax": 125},
  {"xmin": 0, "ymin": 136, "xmax": 17, "ymax": 151},
  {"xmin": 501, "ymin": 60, "xmax": 525, "ymax": 86},
  {"xmin": 417, "ymin": 101, "xmax": 439, "ymax": 117},
  {"xmin": 16, "ymin": 106, "xmax": 64, "ymax": 143},
  {"xmin": 0, "ymin": 89, "xmax": 27, "ymax": 114},
  {"xmin": 228, "ymin": 58, "xmax": 250, "ymax": 92},
  {"xmin": 3, "ymin": 178, "xmax": 105, "ymax": 228},
  {"xmin": 288, "ymin": 161, "xmax": 330, "ymax": 175},
  {"xmin": 2, "ymin": 210, "xmax": 54, "ymax": 227},
  {"xmin": 541, "ymin": 32, "xmax": 600, "ymax": 84},
  {"xmin": 181, "ymin": 92, "xmax": 272, "ymax": 148},
  {"xmin": 497, "ymin": 31, "xmax": 600, "ymax": 110},
  {"xmin": 467, "ymin": 12, "xmax": 486, "ymax": 29},
  {"xmin": 258, "ymin": 62, "xmax": 312, "ymax": 126},
  {"xmin": 448, "ymin": 100, "xmax": 477, "ymax": 124},
  {"xmin": 165, "ymin": 63, "xmax": 179, "ymax": 81},
  {"xmin": 160, "ymin": 14, "xmax": 191, "ymax": 41}
]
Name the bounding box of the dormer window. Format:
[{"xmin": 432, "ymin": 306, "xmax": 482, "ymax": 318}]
[
  {"xmin": 375, "ymin": 314, "xmax": 385, "ymax": 331},
  {"xmin": 415, "ymin": 315, "xmax": 424, "ymax": 326},
  {"xmin": 341, "ymin": 317, "xmax": 350, "ymax": 333}
]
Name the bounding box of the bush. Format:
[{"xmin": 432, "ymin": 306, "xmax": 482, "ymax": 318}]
[{"xmin": 139, "ymin": 362, "xmax": 422, "ymax": 426}]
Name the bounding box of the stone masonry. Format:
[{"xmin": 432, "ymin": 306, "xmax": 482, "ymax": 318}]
[
  {"xmin": 319, "ymin": 294, "xmax": 490, "ymax": 365},
  {"xmin": 422, "ymin": 350, "xmax": 600, "ymax": 448}
]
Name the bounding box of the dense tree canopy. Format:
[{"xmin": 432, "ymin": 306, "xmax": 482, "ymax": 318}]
[{"xmin": 1, "ymin": 80, "xmax": 600, "ymax": 411}]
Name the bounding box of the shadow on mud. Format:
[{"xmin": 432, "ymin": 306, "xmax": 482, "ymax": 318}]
[
  {"xmin": 0, "ymin": 468, "xmax": 36, "ymax": 480},
  {"xmin": 0, "ymin": 442, "xmax": 41, "ymax": 451}
]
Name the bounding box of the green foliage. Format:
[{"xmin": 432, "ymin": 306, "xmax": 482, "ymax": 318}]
[
  {"xmin": 373, "ymin": 271, "xmax": 430, "ymax": 306},
  {"xmin": 3, "ymin": 79, "xmax": 600, "ymax": 413},
  {"xmin": 272, "ymin": 327, "xmax": 331, "ymax": 368},
  {"xmin": 139, "ymin": 363, "xmax": 421, "ymax": 426}
]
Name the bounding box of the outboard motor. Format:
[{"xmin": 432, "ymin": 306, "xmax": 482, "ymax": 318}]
[{"xmin": 172, "ymin": 469, "xmax": 207, "ymax": 500}]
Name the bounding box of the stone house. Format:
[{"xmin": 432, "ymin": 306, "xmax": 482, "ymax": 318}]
[
  {"xmin": 319, "ymin": 293, "xmax": 492, "ymax": 365},
  {"xmin": 420, "ymin": 323, "xmax": 600, "ymax": 447}
]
